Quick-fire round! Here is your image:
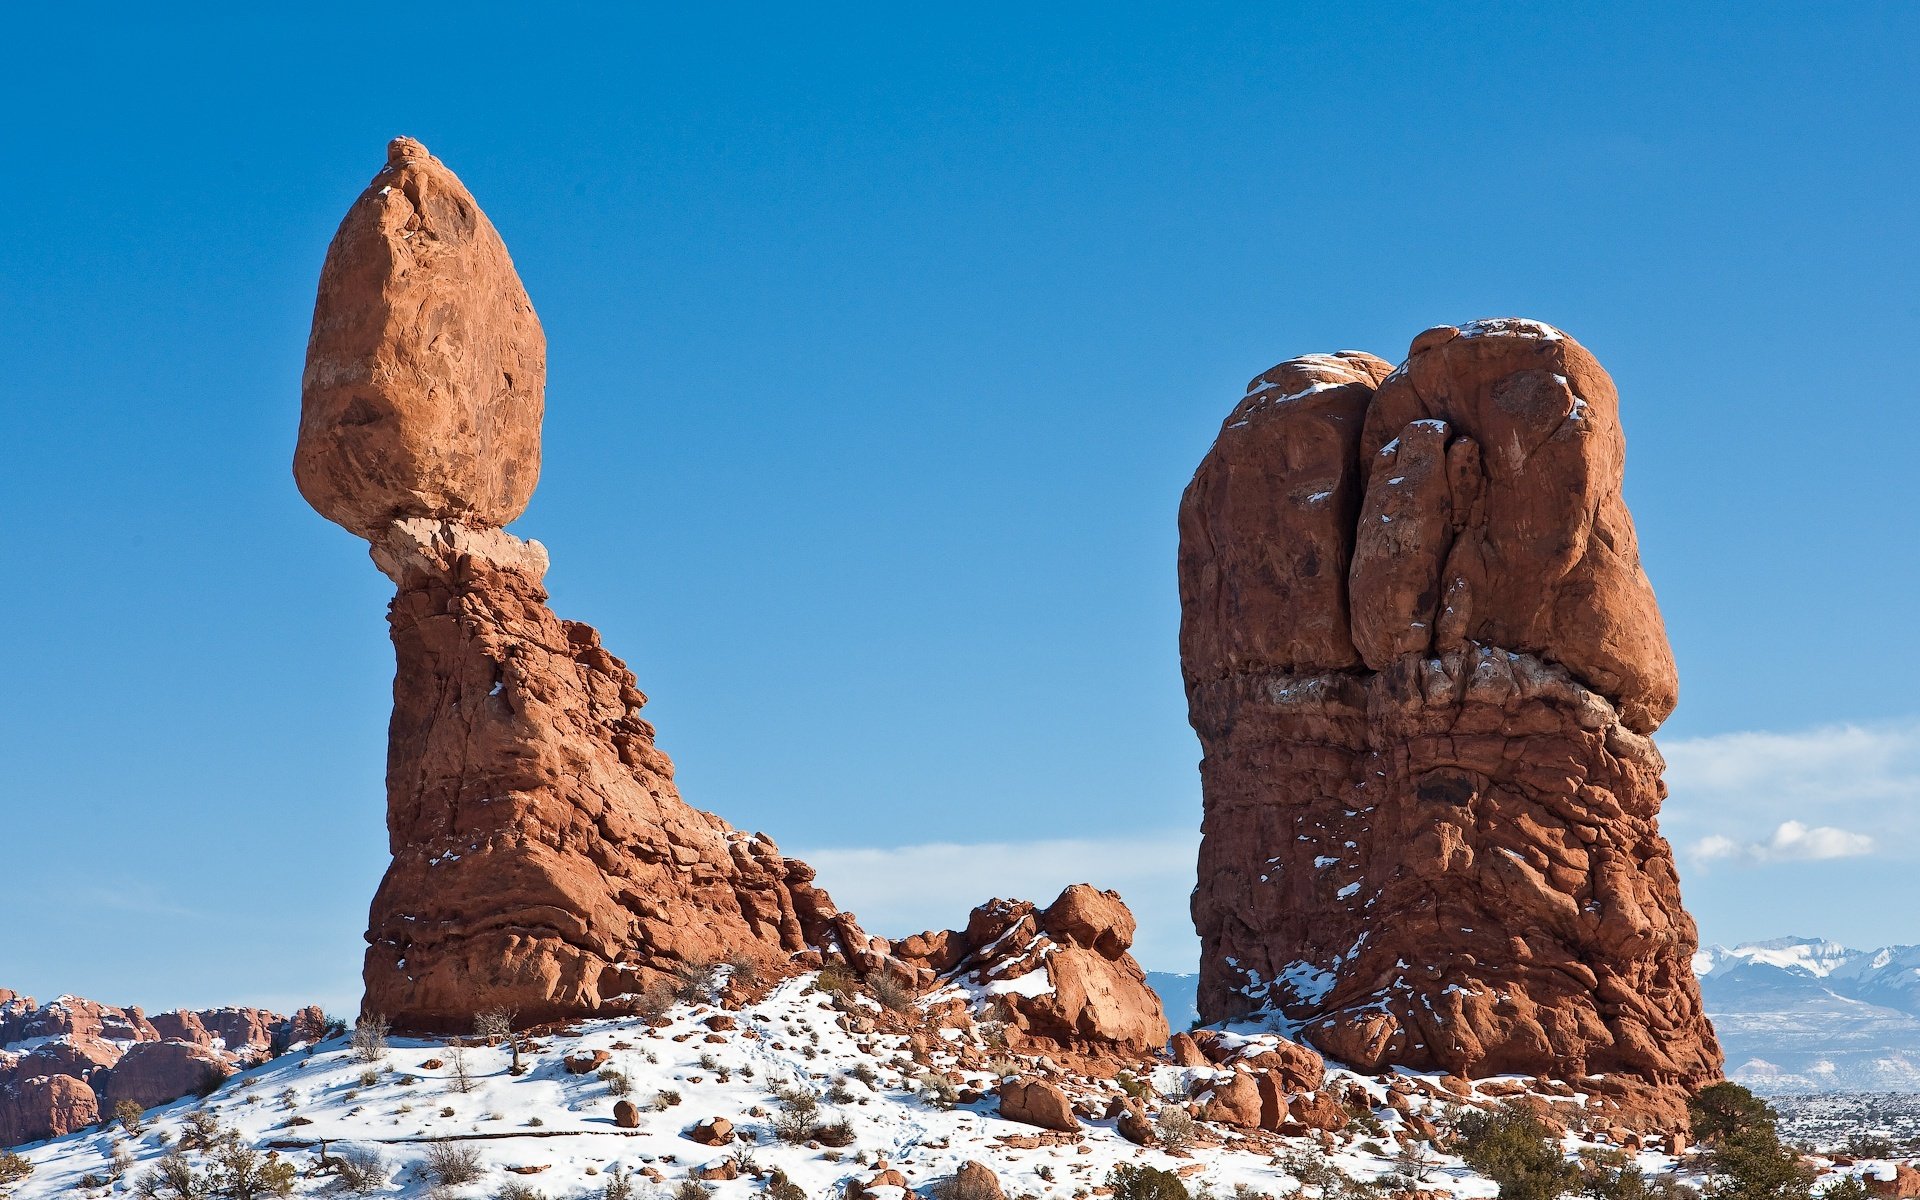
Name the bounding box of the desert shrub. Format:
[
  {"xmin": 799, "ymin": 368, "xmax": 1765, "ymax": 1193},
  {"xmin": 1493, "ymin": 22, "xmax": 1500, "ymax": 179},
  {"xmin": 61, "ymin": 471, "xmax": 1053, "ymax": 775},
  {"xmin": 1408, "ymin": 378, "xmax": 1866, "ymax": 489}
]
[
  {"xmin": 673, "ymin": 958, "xmax": 720, "ymax": 1004},
  {"xmin": 813, "ymin": 966, "xmax": 856, "ymax": 1001},
  {"xmin": 725, "ymin": 951, "xmax": 764, "ymax": 990},
  {"xmin": 180, "ymin": 1110, "xmax": 226, "ymax": 1151},
  {"xmin": 111, "ymin": 1141, "xmax": 136, "ymax": 1181},
  {"xmin": 761, "ymin": 1170, "xmax": 807, "ymax": 1200},
  {"xmin": 1154, "ymin": 1106, "xmax": 1197, "ymax": 1154},
  {"xmin": 475, "ymin": 1008, "xmax": 516, "ymax": 1043},
  {"xmin": 849, "ymin": 1062, "xmax": 879, "ymax": 1088},
  {"xmin": 0, "ymin": 1154, "xmax": 31, "ymax": 1193},
  {"xmin": 330, "ymin": 1146, "xmax": 390, "ymax": 1195},
  {"xmin": 601, "ymin": 1165, "xmax": 636, "ymax": 1200},
  {"xmin": 449, "ymin": 1045, "xmax": 475, "ymax": 1094},
  {"xmin": 359, "ymin": 1067, "xmax": 381, "ymax": 1088},
  {"xmin": 116, "ymin": 1099, "xmax": 148, "ymax": 1134},
  {"xmin": 423, "ymin": 1141, "xmax": 485, "ymax": 1187},
  {"xmin": 208, "ymin": 1144, "xmax": 296, "ymax": 1200},
  {"xmin": 772, "ymin": 1085, "xmax": 820, "ymax": 1143},
  {"xmin": 1109, "ymin": 1163, "xmax": 1191, "ymax": 1200},
  {"xmin": 137, "ymin": 1153, "xmax": 205, "ymax": 1200},
  {"xmin": 350, "ymin": 1014, "xmax": 390, "ymax": 1064},
  {"xmin": 599, "ymin": 1067, "xmax": 632, "ymax": 1097},
  {"xmin": 1392, "ymin": 1138, "xmax": 1440, "ymax": 1186},
  {"xmin": 675, "ymin": 1183, "xmax": 712, "ymax": 1200},
  {"xmin": 495, "ymin": 1183, "xmax": 545, "ymax": 1200},
  {"xmin": 633, "ymin": 981, "xmax": 677, "ymax": 1022},
  {"xmin": 652, "ymin": 1088, "xmax": 682, "ymax": 1110},
  {"xmin": 1821, "ymin": 1180, "xmax": 1872, "ymax": 1200},
  {"xmin": 815, "ymin": 1117, "xmax": 856, "ymax": 1147},
  {"xmin": 1116, "ymin": 1072, "xmax": 1152, "ymax": 1102},
  {"xmin": 914, "ymin": 1070, "xmax": 958, "ymax": 1111},
  {"xmin": 866, "ymin": 973, "xmax": 914, "ymax": 1013},
  {"xmin": 1454, "ymin": 1105, "xmax": 1581, "ymax": 1200},
  {"xmin": 1691, "ymin": 1085, "xmax": 1777, "ymax": 1147}
]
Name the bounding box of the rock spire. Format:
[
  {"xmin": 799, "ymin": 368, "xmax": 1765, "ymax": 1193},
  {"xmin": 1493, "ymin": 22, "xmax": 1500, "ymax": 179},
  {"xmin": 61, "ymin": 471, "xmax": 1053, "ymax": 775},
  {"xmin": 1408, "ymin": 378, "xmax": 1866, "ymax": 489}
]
[{"xmin": 1178, "ymin": 320, "xmax": 1721, "ymax": 1130}]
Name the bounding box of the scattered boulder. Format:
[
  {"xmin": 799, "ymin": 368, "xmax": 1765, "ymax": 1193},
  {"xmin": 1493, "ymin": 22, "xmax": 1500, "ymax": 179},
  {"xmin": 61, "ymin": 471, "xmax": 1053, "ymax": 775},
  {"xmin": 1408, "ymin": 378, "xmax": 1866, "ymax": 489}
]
[
  {"xmin": 687, "ymin": 1117, "xmax": 735, "ymax": 1146},
  {"xmin": 613, "ymin": 1100, "xmax": 641, "ymax": 1129},
  {"xmin": 948, "ymin": 1162, "xmax": 1007, "ymax": 1200},
  {"xmin": 999, "ymin": 1079, "xmax": 1078, "ymax": 1132},
  {"xmin": 565, "ymin": 1051, "xmax": 610, "ymax": 1076}
]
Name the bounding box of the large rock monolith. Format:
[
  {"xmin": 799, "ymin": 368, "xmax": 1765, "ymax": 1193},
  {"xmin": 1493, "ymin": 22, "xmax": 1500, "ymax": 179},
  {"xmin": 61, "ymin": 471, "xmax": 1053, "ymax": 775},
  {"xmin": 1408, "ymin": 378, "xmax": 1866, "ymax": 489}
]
[{"xmin": 1179, "ymin": 319, "xmax": 1722, "ymax": 1131}]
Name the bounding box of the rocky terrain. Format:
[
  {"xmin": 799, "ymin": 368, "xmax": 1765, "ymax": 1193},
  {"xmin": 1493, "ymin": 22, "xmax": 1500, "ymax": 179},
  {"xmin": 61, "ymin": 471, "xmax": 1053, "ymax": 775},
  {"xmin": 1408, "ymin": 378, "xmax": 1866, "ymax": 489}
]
[
  {"xmin": 1179, "ymin": 324, "xmax": 1721, "ymax": 1130},
  {"xmin": 4, "ymin": 966, "xmax": 1705, "ymax": 1199},
  {"xmin": 0, "ymin": 992, "xmax": 323, "ymax": 1147}
]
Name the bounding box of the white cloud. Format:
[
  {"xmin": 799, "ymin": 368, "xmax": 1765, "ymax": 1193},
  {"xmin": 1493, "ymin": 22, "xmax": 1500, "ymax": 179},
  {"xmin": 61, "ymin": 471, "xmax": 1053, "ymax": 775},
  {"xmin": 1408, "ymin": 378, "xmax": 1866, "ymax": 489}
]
[
  {"xmin": 1662, "ymin": 720, "xmax": 1920, "ymax": 865},
  {"xmin": 794, "ymin": 831, "xmax": 1199, "ymax": 973},
  {"xmin": 1689, "ymin": 820, "xmax": 1875, "ymax": 866}
]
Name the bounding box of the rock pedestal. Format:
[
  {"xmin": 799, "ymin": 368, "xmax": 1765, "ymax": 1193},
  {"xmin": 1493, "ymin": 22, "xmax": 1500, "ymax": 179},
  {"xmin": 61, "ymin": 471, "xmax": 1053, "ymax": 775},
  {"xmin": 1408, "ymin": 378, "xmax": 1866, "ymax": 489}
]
[{"xmin": 1179, "ymin": 320, "xmax": 1722, "ymax": 1130}]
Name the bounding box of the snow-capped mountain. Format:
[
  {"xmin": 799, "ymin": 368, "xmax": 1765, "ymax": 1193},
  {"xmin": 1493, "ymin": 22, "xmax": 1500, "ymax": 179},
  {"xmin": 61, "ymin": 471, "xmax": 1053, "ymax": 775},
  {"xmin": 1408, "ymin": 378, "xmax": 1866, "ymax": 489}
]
[{"xmin": 1696, "ymin": 938, "xmax": 1920, "ymax": 1094}]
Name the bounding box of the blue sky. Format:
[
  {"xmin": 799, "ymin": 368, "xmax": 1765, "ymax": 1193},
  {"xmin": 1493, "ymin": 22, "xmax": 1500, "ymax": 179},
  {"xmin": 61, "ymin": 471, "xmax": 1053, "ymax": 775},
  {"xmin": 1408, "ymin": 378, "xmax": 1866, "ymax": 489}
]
[{"xmin": 2, "ymin": 3, "xmax": 1917, "ymax": 1015}]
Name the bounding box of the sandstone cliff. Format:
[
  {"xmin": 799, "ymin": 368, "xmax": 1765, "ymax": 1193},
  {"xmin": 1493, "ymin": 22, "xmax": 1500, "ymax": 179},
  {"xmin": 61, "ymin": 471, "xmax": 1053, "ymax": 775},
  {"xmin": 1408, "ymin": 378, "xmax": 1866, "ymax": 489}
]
[{"xmin": 1179, "ymin": 320, "xmax": 1721, "ymax": 1131}]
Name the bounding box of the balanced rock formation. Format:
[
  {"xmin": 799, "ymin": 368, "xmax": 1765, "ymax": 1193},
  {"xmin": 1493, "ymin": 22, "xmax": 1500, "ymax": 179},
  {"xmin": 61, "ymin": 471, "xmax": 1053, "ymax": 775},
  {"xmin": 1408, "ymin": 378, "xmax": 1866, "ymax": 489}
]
[
  {"xmin": 0, "ymin": 991, "xmax": 312, "ymax": 1147},
  {"xmin": 1179, "ymin": 319, "xmax": 1721, "ymax": 1131},
  {"xmin": 897, "ymin": 885, "xmax": 1169, "ymax": 1059},
  {"xmin": 299, "ymin": 141, "xmax": 872, "ymax": 1031},
  {"xmin": 301, "ymin": 140, "xmax": 1171, "ymax": 1054}
]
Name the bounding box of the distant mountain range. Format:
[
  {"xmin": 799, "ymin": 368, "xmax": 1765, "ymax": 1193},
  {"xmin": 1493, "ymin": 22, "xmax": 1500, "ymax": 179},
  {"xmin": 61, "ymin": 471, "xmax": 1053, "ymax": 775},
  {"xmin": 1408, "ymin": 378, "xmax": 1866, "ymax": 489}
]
[{"xmin": 1150, "ymin": 938, "xmax": 1920, "ymax": 1094}]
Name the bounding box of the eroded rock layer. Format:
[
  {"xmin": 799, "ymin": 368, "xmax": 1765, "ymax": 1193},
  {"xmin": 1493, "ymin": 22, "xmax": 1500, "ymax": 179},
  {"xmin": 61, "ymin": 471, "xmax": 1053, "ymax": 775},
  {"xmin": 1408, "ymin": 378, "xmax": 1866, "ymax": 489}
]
[{"xmin": 1179, "ymin": 320, "xmax": 1721, "ymax": 1131}]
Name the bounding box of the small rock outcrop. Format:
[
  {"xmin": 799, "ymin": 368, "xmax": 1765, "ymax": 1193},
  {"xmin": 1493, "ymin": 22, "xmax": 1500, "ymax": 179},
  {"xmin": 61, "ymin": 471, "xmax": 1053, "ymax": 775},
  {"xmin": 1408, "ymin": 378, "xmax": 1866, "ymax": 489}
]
[
  {"xmin": 1178, "ymin": 320, "xmax": 1722, "ymax": 1131},
  {"xmin": 0, "ymin": 992, "xmax": 308, "ymax": 1148},
  {"xmin": 895, "ymin": 884, "xmax": 1170, "ymax": 1058}
]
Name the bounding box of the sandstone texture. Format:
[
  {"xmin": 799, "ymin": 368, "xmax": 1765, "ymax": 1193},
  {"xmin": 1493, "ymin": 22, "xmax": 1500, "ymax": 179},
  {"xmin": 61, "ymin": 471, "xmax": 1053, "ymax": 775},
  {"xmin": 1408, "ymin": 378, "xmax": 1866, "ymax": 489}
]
[
  {"xmin": 1179, "ymin": 319, "xmax": 1721, "ymax": 1131},
  {"xmin": 0, "ymin": 992, "xmax": 311, "ymax": 1147},
  {"xmin": 296, "ymin": 137, "xmax": 545, "ymax": 540}
]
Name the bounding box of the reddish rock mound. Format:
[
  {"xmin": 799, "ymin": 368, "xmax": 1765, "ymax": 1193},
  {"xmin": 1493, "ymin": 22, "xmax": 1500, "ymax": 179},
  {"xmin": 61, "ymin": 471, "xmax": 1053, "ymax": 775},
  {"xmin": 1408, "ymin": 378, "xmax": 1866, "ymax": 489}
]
[
  {"xmin": 1178, "ymin": 320, "xmax": 1721, "ymax": 1131},
  {"xmin": 895, "ymin": 884, "xmax": 1170, "ymax": 1059}
]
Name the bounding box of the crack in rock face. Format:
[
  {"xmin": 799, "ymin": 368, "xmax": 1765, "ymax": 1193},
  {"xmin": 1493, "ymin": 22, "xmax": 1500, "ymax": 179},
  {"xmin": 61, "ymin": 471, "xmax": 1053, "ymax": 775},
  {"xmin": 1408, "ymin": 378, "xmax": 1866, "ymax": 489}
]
[{"xmin": 1178, "ymin": 323, "xmax": 1722, "ymax": 1132}]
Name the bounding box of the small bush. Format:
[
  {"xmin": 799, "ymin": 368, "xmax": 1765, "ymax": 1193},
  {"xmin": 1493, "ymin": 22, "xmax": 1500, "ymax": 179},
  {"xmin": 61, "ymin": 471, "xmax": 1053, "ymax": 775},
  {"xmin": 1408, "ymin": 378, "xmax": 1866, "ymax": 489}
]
[
  {"xmin": 1116, "ymin": 1072, "xmax": 1152, "ymax": 1102},
  {"xmin": 762, "ymin": 1170, "xmax": 807, "ymax": 1200},
  {"xmin": 633, "ymin": 981, "xmax": 677, "ymax": 1022},
  {"xmin": 813, "ymin": 966, "xmax": 856, "ymax": 1000},
  {"xmin": 0, "ymin": 1154, "xmax": 32, "ymax": 1192},
  {"xmin": 495, "ymin": 1183, "xmax": 545, "ymax": 1200},
  {"xmin": 1454, "ymin": 1104, "xmax": 1580, "ymax": 1200},
  {"xmin": 599, "ymin": 1067, "xmax": 631, "ymax": 1097},
  {"xmin": 653, "ymin": 1088, "xmax": 682, "ymax": 1110},
  {"xmin": 475, "ymin": 1008, "xmax": 516, "ymax": 1044},
  {"xmin": 330, "ymin": 1147, "xmax": 389, "ymax": 1195},
  {"xmin": 673, "ymin": 959, "xmax": 720, "ymax": 1004},
  {"xmin": 772, "ymin": 1085, "xmax": 820, "ymax": 1143},
  {"xmin": 115, "ymin": 1099, "xmax": 148, "ymax": 1135},
  {"xmin": 350, "ymin": 1014, "xmax": 390, "ymax": 1064},
  {"xmin": 423, "ymin": 1141, "xmax": 485, "ymax": 1187},
  {"xmin": 815, "ymin": 1118, "xmax": 857, "ymax": 1147},
  {"xmin": 359, "ymin": 1067, "xmax": 381, "ymax": 1088},
  {"xmin": 675, "ymin": 1183, "xmax": 713, "ymax": 1200},
  {"xmin": 1108, "ymin": 1164, "xmax": 1191, "ymax": 1200},
  {"xmin": 209, "ymin": 1143, "xmax": 297, "ymax": 1200},
  {"xmin": 1154, "ymin": 1107, "xmax": 1197, "ymax": 1154},
  {"xmin": 914, "ymin": 1071, "xmax": 958, "ymax": 1111},
  {"xmin": 601, "ymin": 1165, "xmax": 636, "ymax": 1200},
  {"xmin": 136, "ymin": 1153, "xmax": 203, "ymax": 1200},
  {"xmin": 866, "ymin": 974, "xmax": 915, "ymax": 1013},
  {"xmin": 180, "ymin": 1110, "xmax": 226, "ymax": 1151}
]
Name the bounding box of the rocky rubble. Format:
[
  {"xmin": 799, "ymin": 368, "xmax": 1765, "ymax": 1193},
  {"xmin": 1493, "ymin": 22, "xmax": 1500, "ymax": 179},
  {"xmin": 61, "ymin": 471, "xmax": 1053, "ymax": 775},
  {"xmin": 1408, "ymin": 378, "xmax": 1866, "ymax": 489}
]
[
  {"xmin": 1179, "ymin": 321, "xmax": 1722, "ymax": 1131},
  {"xmin": 299, "ymin": 139, "xmax": 1166, "ymax": 1058},
  {"xmin": 0, "ymin": 991, "xmax": 320, "ymax": 1147}
]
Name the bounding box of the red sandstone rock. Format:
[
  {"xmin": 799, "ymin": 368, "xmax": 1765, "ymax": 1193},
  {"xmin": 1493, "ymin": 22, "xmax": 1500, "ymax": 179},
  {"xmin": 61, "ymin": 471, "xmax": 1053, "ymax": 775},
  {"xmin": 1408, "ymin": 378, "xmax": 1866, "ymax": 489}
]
[
  {"xmin": 99, "ymin": 1041, "xmax": 234, "ymax": 1112},
  {"xmin": 688, "ymin": 1117, "xmax": 735, "ymax": 1145},
  {"xmin": 1179, "ymin": 319, "xmax": 1720, "ymax": 1131},
  {"xmin": 0, "ymin": 1074, "xmax": 98, "ymax": 1146},
  {"xmin": 296, "ymin": 137, "xmax": 545, "ymax": 540},
  {"xmin": 894, "ymin": 885, "xmax": 1168, "ymax": 1059},
  {"xmin": 949, "ymin": 1162, "xmax": 1007, "ymax": 1200},
  {"xmin": 613, "ymin": 1099, "xmax": 641, "ymax": 1129},
  {"xmin": 999, "ymin": 1079, "xmax": 1079, "ymax": 1132}
]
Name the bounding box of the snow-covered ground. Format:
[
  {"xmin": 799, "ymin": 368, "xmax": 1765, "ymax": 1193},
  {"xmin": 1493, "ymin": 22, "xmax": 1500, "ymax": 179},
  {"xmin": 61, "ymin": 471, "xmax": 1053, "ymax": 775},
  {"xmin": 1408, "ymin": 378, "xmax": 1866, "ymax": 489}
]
[{"xmin": 6, "ymin": 974, "xmax": 1693, "ymax": 1199}]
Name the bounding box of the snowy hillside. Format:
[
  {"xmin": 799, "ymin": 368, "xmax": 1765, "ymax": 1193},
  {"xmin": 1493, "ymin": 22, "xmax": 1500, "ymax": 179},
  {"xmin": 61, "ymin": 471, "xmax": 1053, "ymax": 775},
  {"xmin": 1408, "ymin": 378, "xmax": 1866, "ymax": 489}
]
[
  {"xmin": 1697, "ymin": 939, "xmax": 1920, "ymax": 1093},
  {"xmin": 4, "ymin": 971, "xmax": 1678, "ymax": 1200}
]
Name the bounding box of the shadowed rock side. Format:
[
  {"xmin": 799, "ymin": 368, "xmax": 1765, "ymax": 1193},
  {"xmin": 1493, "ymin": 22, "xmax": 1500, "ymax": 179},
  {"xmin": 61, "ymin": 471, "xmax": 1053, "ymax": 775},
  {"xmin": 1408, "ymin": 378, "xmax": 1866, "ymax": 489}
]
[
  {"xmin": 1179, "ymin": 321, "xmax": 1721, "ymax": 1131},
  {"xmin": 300, "ymin": 140, "xmax": 1167, "ymax": 1054}
]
